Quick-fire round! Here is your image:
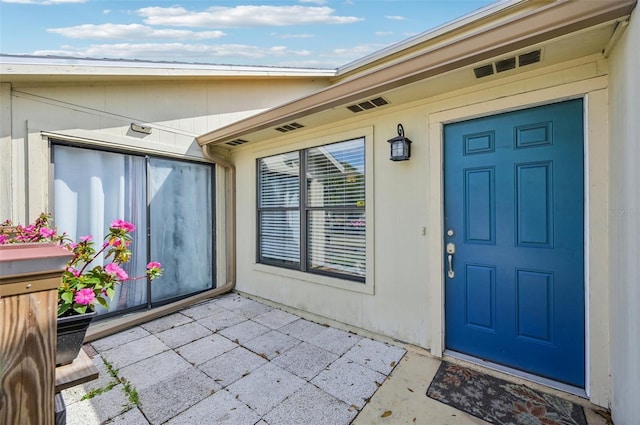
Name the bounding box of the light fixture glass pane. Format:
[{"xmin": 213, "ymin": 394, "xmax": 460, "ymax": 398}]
[{"xmin": 392, "ymin": 141, "xmax": 404, "ymax": 157}]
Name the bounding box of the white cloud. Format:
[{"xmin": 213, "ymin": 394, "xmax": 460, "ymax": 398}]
[
  {"xmin": 2, "ymin": 0, "xmax": 83, "ymax": 3},
  {"xmin": 270, "ymin": 32, "xmax": 315, "ymax": 39},
  {"xmin": 375, "ymin": 31, "xmax": 393, "ymax": 36},
  {"xmin": 138, "ymin": 5, "xmax": 362, "ymax": 28},
  {"xmin": 299, "ymin": 0, "xmax": 327, "ymax": 4},
  {"xmin": 47, "ymin": 24, "xmax": 226, "ymax": 41},
  {"xmin": 103, "ymin": 9, "xmax": 111, "ymax": 15},
  {"xmin": 32, "ymin": 43, "xmax": 311, "ymax": 61},
  {"xmin": 283, "ymin": 42, "xmax": 387, "ymax": 68},
  {"xmin": 326, "ymin": 43, "xmax": 384, "ymax": 59},
  {"xmin": 385, "ymin": 15, "xmax": 406, "ymax": 21}
]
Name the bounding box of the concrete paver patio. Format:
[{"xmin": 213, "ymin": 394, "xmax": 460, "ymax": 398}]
[
  {"xmin": 61, "ymin": 292, "xmax": 405, "ymax": 424},
  {"xmin": 61, "ymin": 292, "xmax": 610, "ymax": 425}
]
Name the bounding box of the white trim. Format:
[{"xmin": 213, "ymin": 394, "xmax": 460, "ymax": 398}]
[{"xmin": 583, "ymin": 94, "xmax": 591, "ymax": 398}]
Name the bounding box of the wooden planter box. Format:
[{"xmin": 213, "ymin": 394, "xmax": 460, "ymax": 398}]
[{"xmin": 0, "ymin": 243, "xmax": 72, "ymax": 425}]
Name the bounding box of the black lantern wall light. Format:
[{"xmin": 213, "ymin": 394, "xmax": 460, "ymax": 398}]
[{"xmin": 387, "ymin": 123, "xmax": 412, "ymax": 161}]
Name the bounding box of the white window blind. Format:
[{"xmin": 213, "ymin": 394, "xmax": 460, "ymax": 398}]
[
  {"xmin": 258, "ymin": 152, "xmax": 301, "ymax": 265},
  {"xmin": 306, "ymin": 139, "xmax": 365, "ymax": 279},
  {"xmin": 257, "ymin": 138, "xmax": 365, "ymax": 281}
]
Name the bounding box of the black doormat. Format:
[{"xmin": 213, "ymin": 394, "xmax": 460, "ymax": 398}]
[{"xmin": 426, "ymin": 362, "xmax": 587, "ymax": 425}]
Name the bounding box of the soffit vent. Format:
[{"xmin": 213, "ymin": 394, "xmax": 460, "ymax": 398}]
[
  {"xmin": 275, "ymin": 122, "xmax": 305, "ymax": 133},
  {"xmin": 473, "ymin": 64, "xmax": 494, "ymax": 78},
  {"xmin": 347, "ymin": 96, "xmax": 389, "ymax": 113},
  {"xmin": 518, "ymin": 49, "xmax": 542, "ymax": 66},
  {"xmin": 495, "ymin": 57, "xmax": 516, "ymax": 73},
  {"xmin": 473, "ymin": 49, "xmax": 542, "ymax": 79},
  {"xmin": 226, "ymin": 139, "xmax": 249, "ymax": 147}
]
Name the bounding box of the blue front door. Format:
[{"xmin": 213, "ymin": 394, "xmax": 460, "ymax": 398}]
[{"xmin": 444, "ymin": 99, "xmax": 585, "ymax": 387}]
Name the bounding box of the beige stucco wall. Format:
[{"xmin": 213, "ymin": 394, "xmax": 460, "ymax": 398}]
[
  {"xmin": 608, "ymin": 10, "xmax": 640, "ymax": 425},
  {"xmin": 232, "ymin": 55, "xmax": 613, "ymax": 406}
]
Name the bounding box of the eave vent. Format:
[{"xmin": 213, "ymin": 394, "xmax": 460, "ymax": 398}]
[
  {"xmin": 495, "ymin": 57, "xmax": 516, "ymax": 73},
  {"xmin": 518, "ymin": 50, "xmax": 541, "ymax": 66},
  {"xmin": 226, "ymin": 139, "xmax": 249, "ymax": 147},
  {"xmin": 473, "ymin": 64, "xmax": 494, "ymax": 78},
  {"xmin": 275, "ymin": 122, "xmax": 305, "ymax": 133},
  {"xmin": 473, "ymin": 49, "xmax": 542, "ymax": 79},
  {"xmin": 347, "ymin": 97, "xmax": 389, "ymax": 113}
]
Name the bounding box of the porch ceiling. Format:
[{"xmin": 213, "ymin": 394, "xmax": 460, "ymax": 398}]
[{"xmin": 196, "ymin": 0, "xmax": 637, "ymax": 149}]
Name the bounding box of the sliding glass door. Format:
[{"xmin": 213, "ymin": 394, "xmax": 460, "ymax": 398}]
[
  {"xmin": 149, "ymin": 157, "xmax": 214, "ymax": 303},
  {"xmin": 52, "ymin": 143, "xmax": 215, "ymax": 317}
]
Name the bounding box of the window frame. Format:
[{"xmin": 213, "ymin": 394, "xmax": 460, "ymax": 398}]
[
  {"xmin": 50, "ymin": 139, "xmax": 217, "ymax": 318},
  {"xmin": 256, "ymin": 137, "xmax": 367, "ymax": 283}
]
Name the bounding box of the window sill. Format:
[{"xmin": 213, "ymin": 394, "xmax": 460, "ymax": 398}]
[{"xmin": 252, "ymin": 263, "xmax": 374, "ymax": 295}]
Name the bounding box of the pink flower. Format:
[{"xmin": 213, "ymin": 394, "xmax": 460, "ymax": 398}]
[
  {"xmin": 147, "ymin": 261, "xmax": 162, "ymax": 270},
  {"xmin": 80, "ymin": 235, "xmax": 93, "ymax": 242},
  {"xmin": 74, "ymin": 288, "xmax": 95, "ymax": 305},
  {"xmin": 66, "ymin": 267, "xmax": 80, "ymax": 277},
  {"xmin": 105, "ymin": 263, "xmax": 128, "ymax": 281},
  {"xmin": 0, "ymin": 234, "xmax": 7, "ymax": 245},
  {"xmin": 110, "ymin": 219, "xmax": 136, "ymax": 232},
  {"xmin": 39, "ymin": 227, "xmax": 55, "ymax": 238}
]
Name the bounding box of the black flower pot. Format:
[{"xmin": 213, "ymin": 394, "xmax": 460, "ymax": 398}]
[{"xmin": 56, "ymin": 310, "xmax": 97, "ymax": 366}]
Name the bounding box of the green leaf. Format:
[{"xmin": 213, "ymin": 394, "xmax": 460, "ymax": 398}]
[
  {"xmin": 96, "ymin": 296, "xmax": 109, "ymax": 310},
  {"xmin": 58, "ymin": 303, "xmax": 70, "ymax": 316},
  {"xmin": 60, "ymin": 291, "xmax": 73, "ymax": 303},
  {"xmin": 73, "ymin": 305, "xmax": 88, "ymax": 314}
]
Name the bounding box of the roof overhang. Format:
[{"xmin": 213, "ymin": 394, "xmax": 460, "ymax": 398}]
[
  {"xmin": 0, "ymin": 55, "xmax": 337, "ymax": 84},
  {"xmin": 197, "ymin": 0, "xmax": 637, "ymax": 147}
]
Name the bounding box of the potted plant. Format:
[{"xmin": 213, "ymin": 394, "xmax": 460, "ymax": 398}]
[{"xmin": 0, "ymin": 213, "xmax": 163, "ymax": 365}]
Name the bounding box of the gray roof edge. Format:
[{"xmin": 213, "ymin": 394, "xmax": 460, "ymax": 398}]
[
  {"xmin": 336, "ymin": 0, "xmax": 526, "ymax": 75},
  {"xmin": 0, "ymin": 54, "xmax": 337, "ymax": 77}
]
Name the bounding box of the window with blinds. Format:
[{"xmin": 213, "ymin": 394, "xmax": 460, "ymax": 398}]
[
  {"xmin": 257, "ymin": 151, "xmax": 301, "ymax": 267},
  {"xmin": 257, "ymin": 138, "xmax": 366, "ymax": 282}
]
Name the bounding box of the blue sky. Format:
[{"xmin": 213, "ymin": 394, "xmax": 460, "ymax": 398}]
[{"xmin": 0, "ymin": 0, "xmax": 497, "ymax": 68}]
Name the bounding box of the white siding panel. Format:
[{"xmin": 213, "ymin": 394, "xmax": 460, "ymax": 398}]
[
  {"xmin": 7, "ymin": 78, "xmax": 326, "ymax": 224},
  {"xmin": 0, "ymin": 83, "xmax": 12, "ymax": 219}
]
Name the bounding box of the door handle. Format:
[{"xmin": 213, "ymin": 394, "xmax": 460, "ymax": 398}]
[
  {"xmin": 446, "ymin": 242, "xmax": 455, "ymax": 278},
  {"xmin": 447, "ymin": 254, "xmax": 455, "ymax": 278}
]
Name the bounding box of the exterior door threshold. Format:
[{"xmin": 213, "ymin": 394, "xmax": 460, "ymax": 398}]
[{"xmin": 443, "ymin": 349, "xmax": 587, "ymax": 399}]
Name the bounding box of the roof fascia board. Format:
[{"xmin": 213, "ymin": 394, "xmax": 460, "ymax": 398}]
[
  {"xmin": 0, "ymin": 55, "xmax": 337, "ymax": 79},
  {"xmin": 197, "ymin": 0, "xmax": 637, "ymax": 146}
]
